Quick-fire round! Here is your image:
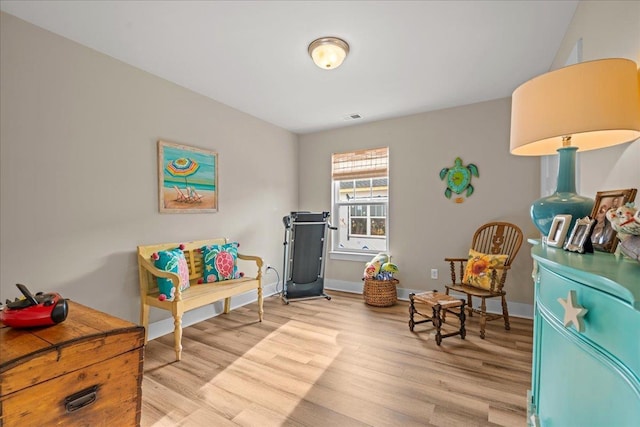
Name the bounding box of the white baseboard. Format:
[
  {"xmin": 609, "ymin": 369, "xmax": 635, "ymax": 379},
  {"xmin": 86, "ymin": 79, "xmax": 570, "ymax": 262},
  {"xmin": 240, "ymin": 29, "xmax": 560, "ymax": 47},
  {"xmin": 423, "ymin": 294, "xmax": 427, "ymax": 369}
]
[
  {"xmin": 147, "ymin": 280, "xmax": 280, "ymax": 341},
  {"xmin": 148, "ymin": 278, "xmax": 533, "ymax": 340},
  {"xmin": 325, "ymin": 279, "xmax": 533, "ymax": 319}
]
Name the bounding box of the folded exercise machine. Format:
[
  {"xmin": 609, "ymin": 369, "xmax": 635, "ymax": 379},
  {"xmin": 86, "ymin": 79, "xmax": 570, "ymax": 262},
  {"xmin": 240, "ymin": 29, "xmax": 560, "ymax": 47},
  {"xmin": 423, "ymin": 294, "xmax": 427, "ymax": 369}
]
[{"xmin": 281, "ymin": 211, "xmax": 333, "ymax": 304}]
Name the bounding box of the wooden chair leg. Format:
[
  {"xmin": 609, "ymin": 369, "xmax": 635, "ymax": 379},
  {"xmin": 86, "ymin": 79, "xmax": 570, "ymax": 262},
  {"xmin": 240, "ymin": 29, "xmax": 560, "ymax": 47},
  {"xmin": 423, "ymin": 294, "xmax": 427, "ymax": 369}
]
[
  {"xmin": 501, "ymin": 294, "xmax": 511, "ymax": 330},
  {"xmin": 479, "ymin": 297, "xmax": 487, "ymax": 339},
  {"xmin": 467, "ymin": 294, "xmax": 474, "ymax": 317},
  {"xmin": 223, "ymin": 297, "xmax": 231, "ymax": 314}
]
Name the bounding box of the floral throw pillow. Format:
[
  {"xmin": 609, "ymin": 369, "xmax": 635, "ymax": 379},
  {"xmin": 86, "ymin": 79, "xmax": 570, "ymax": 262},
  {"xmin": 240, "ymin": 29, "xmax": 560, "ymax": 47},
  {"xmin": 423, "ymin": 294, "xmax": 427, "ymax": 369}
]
[
  {"xmin": 201, "ymin": 242, "xmax": 238, "ymax": 283},
  {"xmin": 462, "ymin": 248, "xmax": 508, "ymax": 290},
  {"xmin": 152, "ymin": 247, "xmax": 190, "ymax": 300}
]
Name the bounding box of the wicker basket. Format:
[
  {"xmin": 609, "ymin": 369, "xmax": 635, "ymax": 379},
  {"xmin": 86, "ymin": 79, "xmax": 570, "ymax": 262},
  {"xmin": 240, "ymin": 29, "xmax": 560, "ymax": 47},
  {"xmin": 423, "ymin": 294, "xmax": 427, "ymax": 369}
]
[{"xmin": 363, "ymin": 278, "xmax": 399, "ymax": 307}]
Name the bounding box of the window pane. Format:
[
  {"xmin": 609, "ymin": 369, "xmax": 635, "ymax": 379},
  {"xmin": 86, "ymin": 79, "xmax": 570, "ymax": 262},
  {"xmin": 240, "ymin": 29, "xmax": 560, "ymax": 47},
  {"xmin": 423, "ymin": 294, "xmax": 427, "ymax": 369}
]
[
  {"xmin": 373, "ymin": 186, "xmax": 387, "ymax": 199},
  {"xmin": 350, "ymin": 218, "xmax": 367, "ymax": 235},
  {"xmin": 354, "ymin": 179, "xmax": 372, "ymax": 199},
  {"xmin": 370, "ymin": 205, "xmax": 386, "ymax": 217},
  {"xmin": 334, "ymin": 203, "xmax": 387, "ymax": 252},
  {"xmin": 373, "ymin": 178, "xmax": 388, "ymax": 187},
  {"xmin": 350, "ymin": 204, "xmax": 367, "ymax": 217},
  {"xmin": 339, "ymin": 181, "xmax": 355, "ymax": 202},
  {"xmin": 371, "ymin": 218, "xmax": 386, "ymax": 236}
]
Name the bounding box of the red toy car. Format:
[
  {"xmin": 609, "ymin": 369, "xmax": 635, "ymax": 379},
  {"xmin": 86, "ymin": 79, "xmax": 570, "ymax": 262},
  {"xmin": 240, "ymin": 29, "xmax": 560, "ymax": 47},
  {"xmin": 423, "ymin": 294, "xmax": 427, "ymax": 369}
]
[{"xmin": 0, "ymin": 284, "xmax": 68, "ymax": 328}]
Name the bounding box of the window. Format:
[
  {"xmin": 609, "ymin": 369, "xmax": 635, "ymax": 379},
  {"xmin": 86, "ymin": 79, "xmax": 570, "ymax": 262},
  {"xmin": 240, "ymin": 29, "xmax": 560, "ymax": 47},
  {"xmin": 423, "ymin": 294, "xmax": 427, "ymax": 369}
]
[{"xmin": 331, "ymin": 147, "xmax": 389, "ymax": 254}]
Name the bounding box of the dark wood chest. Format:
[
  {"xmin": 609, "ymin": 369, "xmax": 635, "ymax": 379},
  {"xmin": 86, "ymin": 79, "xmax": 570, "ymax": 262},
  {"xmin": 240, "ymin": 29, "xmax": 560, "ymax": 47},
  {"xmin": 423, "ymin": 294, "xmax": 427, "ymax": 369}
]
[{"xmin": 0, "ymin": 301, "xmax": 144, "ymax": 426}]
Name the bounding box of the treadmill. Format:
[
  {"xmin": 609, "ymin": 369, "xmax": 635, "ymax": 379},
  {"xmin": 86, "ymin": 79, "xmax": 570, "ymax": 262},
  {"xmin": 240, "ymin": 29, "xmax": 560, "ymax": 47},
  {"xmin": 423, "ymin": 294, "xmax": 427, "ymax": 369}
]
[{"xmin": 281, "ymin": 211, "xmax": 333, "ymax": 304}]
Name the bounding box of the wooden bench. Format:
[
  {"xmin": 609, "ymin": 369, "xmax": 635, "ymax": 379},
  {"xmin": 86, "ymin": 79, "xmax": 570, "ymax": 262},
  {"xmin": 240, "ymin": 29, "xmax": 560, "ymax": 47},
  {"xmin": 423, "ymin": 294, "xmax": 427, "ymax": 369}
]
[{"xmin": 137, "ymin": 238, "xmax": 263, "ymax": 361}]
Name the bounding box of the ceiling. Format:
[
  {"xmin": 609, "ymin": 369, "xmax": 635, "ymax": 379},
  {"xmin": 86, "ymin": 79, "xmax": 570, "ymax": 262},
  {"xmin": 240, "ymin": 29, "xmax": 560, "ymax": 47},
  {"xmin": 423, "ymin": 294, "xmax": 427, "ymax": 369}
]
[{"xmin": 0, "ymin": 1, "xmax": 579, "ymax": 134}]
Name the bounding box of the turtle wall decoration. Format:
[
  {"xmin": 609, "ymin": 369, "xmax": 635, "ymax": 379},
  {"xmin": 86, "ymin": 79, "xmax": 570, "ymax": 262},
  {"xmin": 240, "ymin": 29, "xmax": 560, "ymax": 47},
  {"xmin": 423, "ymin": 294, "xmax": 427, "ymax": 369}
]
[{"xmin": 439, "ymin": 157, "xmax": 479, "ymax": 203}]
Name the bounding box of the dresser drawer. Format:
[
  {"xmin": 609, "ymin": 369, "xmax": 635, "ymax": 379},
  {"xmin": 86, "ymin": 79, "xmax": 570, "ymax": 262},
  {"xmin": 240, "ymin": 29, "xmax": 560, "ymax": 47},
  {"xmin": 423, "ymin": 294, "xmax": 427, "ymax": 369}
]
[
  {"xmin": 1, "ymin": 347, "xmax": 142, "ymax": 426},
  {"xmin": 537, "ymin": 265, "xmax": 640, "ymax": 376}
]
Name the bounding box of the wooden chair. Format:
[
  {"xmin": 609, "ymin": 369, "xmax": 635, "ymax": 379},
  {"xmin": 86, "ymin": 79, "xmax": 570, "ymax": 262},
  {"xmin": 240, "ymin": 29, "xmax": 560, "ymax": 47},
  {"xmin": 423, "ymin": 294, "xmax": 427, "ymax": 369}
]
[{"xmin": 444, "ymin": 222, "xmax": 523, "ymax": 339}]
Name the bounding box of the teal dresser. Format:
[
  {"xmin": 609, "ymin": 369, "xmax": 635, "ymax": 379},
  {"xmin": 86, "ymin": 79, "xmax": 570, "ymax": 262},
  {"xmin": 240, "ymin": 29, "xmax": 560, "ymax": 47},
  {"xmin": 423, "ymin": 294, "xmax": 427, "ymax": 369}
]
[{"xmin": 528, "ymin": 240, "xmax": 640, "ymax": 427}]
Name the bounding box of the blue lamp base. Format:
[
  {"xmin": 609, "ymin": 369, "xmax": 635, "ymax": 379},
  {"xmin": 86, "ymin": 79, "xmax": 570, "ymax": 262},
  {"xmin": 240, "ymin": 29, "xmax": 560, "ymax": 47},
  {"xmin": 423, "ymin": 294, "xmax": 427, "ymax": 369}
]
[
  {"xmin": 531, "ymin": 192, "xmax": 594, "ymax": 236},
  {"xmin": 531, "ymin": 146, "xmax": 594, "ymax": 236}
]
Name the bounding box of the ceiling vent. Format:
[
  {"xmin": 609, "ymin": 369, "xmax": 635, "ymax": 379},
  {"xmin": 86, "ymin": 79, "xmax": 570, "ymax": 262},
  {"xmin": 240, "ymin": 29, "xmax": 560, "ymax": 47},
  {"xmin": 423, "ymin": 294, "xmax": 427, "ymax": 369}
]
[{"xmin": 343, "ymin": 113, "xmax": 362, "ymax": 121}]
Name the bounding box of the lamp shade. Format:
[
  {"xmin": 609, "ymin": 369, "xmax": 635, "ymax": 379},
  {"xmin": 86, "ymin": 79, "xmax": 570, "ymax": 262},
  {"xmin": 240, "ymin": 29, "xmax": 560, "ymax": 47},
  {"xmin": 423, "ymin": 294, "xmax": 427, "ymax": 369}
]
[
  {"xmin": 308, "ymin": 37, "xmax": 349, "ymax": 70},
  {"xmin": 510, "ymin": 58, "xmax": 640, "ymax": 236},
  {"xmin": 511, "ymin": 58, "xmax": 640, "ymax": 155}
]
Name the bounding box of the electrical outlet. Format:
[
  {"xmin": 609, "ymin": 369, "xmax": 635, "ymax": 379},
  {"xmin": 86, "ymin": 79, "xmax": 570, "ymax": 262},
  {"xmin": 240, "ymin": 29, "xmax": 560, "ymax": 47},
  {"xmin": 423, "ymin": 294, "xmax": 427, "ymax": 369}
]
[
  {"xmin": 265, "ymin": 264, "xmax": 272, "ymax": 271},
  {"xmin": 431, "ymin": 268, "xmax": 438, "ymax": 279}
]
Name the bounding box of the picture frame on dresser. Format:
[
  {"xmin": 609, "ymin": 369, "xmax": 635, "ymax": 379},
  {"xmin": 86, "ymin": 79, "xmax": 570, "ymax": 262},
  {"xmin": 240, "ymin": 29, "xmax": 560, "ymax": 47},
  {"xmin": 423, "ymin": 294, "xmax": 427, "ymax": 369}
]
[
  {"xmin": 564, "ymin": 216, "xmax": 596, "ymax": 253},
  {"xmin": 546, "ymin": 214, "xmax": 572, "ymax": 248},
  {"xmin": 590, "ymin": 188, "xmax": 637, "ymax": 253}
]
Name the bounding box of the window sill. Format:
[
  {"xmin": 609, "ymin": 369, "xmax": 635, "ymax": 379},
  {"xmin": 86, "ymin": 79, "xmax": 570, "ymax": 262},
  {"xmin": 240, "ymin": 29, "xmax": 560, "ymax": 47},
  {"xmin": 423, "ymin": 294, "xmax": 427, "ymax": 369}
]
[{"xmin": 329, "ymin": 251, "xmax": 376, "ymax": 262}]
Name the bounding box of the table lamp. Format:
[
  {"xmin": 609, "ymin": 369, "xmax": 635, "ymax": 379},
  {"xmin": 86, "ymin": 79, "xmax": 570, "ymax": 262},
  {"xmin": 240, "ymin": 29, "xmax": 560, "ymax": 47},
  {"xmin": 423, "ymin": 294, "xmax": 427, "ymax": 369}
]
[{"xmin": 510, "ymin": 58, "xmax": 640, "ymax": 236}]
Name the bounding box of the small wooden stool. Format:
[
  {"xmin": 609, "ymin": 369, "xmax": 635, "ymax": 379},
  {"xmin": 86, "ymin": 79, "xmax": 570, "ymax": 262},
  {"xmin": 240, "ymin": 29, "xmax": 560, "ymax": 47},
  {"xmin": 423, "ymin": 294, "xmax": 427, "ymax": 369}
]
[{"xmin": 409, "ymin": 291, "xmax": 466, "ymax": 345}]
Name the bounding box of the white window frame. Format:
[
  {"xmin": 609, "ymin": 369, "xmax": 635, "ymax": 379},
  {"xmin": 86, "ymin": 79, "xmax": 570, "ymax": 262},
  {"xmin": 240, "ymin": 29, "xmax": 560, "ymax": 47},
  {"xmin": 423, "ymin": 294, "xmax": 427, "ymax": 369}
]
[{"xmin": 330, "ymin": 148, "xmax": 389, "ymax": 259}]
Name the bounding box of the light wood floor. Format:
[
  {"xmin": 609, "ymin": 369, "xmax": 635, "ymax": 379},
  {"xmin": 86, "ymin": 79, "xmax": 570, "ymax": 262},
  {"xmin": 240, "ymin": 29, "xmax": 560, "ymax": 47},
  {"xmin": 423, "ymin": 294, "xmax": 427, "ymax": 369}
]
[{"xmin": 141, "ymin": 291, "xmax": 533, "ymax": 427}]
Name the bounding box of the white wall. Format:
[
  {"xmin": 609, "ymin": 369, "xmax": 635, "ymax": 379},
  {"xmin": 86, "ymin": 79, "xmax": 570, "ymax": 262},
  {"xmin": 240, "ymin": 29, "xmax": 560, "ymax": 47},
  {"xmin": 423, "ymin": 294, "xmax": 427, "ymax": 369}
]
[
  {"xmin": 298, "ymin": 98, "xmax": 539, "ymax": 308},
  {"xmin": 298, "ymin": 0, "xmax": 640, "ymax": 312},
  {"xmin": 2, "ymin": 1, "xmax": 638, "ymax": 325},
  {"xmin": 551, "ymin": 1, "xmax": 640, "ymax": 198},
  {"xmin": 0, "ymin": 13, "xmax": 298, "ymax": 324}
]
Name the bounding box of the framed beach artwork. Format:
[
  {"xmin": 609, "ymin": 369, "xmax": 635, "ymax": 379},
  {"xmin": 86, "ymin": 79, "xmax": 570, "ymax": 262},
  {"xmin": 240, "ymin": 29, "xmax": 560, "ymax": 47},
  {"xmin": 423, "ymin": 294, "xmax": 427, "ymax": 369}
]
[{"xmin": 158, "ymin": 140, "xmax": 218, "ymax": 213}]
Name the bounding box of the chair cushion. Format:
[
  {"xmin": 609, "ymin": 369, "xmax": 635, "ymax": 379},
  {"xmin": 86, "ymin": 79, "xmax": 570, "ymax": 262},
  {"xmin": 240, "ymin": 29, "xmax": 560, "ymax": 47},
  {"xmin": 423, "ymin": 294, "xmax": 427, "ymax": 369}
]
[
  {"xmin": 462, "ymin": 248, "xmax": 508, "ymax": 290},
  {"xmin": 153, "ymin": 247, "xmax": 190, "ymax": 300},
  {"xmin": 201, "ymin": 242, "xmax": 238, "ymax": 283}
]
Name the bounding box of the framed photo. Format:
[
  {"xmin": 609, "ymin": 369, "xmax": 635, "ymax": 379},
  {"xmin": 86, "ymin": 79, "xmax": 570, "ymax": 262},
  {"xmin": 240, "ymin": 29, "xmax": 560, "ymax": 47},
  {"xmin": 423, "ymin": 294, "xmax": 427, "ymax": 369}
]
[
  {"xmin": 158, "ymin": 140, "xmax": 218, "ymax": 213},
  {"xmin": 546, "ymin": 214, "xmax": 572, "ymax": 248},
  {"xmin": 564, "ymin": 216, "xmax": 596, "ymax": 254},
  {"xmin": 590, "ymin": 188, "xmax": 637, "ymax": 253}
]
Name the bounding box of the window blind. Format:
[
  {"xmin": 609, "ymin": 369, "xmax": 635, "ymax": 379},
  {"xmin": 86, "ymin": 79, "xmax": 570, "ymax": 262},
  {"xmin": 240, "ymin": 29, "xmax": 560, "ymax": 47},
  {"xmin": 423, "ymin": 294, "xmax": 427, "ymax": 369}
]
[{"xmin": 332, "ymin": 147, "xmax": 389, "ymax": 180}]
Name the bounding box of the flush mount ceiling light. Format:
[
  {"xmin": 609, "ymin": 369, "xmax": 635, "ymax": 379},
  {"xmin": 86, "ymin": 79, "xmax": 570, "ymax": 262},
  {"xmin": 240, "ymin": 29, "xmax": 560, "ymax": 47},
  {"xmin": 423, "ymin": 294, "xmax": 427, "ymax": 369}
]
[{"xmin": 308, "ymin": 37, "xmax": 350, "ymax": 70}]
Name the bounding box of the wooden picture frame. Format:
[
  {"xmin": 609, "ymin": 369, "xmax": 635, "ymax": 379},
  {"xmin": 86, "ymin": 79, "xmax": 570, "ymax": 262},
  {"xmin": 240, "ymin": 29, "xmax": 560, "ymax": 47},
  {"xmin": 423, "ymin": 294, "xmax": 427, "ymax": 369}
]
[
  {"xmin": 546, "ymin": 214, "xmax": 572, "ymax": 248},
  {"xmin": 590, "ymin": 188, "xmax": 637, "ymax": 253},
  {"xmin": 564, "ymin": 216, "xmax": 596, "ymax": 254},
  {"xmin": 158, "ymin": 140, "xmax": 218, "ymax": 213}
]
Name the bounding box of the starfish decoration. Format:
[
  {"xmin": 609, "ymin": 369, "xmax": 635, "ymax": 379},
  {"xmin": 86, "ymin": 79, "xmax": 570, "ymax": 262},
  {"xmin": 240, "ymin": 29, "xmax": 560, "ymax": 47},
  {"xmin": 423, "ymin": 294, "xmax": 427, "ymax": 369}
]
[{"xmin": 557, "ymin": 290, "xmax": 588, "ymax": 332}]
